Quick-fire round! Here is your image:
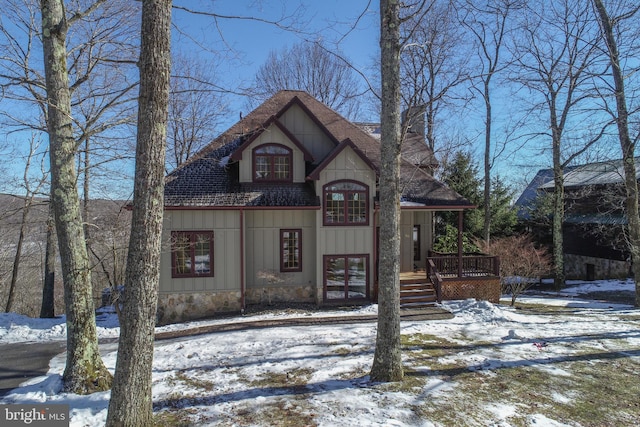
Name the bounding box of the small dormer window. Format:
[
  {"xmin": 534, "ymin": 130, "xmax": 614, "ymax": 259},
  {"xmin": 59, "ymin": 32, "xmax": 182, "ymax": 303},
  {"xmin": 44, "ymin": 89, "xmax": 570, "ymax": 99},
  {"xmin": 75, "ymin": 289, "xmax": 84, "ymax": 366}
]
[{"xmin": 253, "ymin": 144, "xmax": 292, "ymax": 182}]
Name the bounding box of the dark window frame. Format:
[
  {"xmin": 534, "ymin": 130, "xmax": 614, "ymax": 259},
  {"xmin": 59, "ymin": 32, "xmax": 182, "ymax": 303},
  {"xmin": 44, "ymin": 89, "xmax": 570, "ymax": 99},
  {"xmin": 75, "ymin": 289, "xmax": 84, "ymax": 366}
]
[
  {"xmin": 280, "ymin": 229, "xmax": 302, "ymax": 272},
  {"xmin": 323, "ymin": 180, "xmax": 369, "ymax": 226},
  {"xmin": 252, "ymin": 143, "xmax": 293, "ymax": 182},
  {"xmin": 171, "ymin": 231, "xmax": 214, "ymax": 278}
]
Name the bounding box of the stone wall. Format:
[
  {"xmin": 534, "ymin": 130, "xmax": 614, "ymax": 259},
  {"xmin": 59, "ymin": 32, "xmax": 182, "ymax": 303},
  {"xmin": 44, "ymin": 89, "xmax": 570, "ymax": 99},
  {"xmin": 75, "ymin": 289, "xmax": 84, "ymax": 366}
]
[
  {"xmin": 564, "ymin": 254, "xmax": 629, "ymax": 280},
  {"xmin": 157, "ymin": 290, "xmax": 241, "ymax": 325},
  {"xmin": 245, "ymin": 284, "xmax": 316, "ymax": 306}
]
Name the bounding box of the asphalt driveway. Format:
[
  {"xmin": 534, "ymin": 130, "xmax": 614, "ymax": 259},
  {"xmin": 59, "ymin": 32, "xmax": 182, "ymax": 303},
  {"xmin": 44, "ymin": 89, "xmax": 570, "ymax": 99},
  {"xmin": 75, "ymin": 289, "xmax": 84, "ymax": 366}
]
[{"xmin": 0, "ymin": 341, "xmax": 66, "ymax": 398}]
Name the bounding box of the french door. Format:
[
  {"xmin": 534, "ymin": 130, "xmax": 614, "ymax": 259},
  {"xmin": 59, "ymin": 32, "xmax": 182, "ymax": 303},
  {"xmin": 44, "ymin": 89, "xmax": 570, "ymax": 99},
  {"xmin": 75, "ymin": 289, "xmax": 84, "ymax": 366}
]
[{"xmin": 324, "ymin": 255, "xmax": 369, "ymax": 301}]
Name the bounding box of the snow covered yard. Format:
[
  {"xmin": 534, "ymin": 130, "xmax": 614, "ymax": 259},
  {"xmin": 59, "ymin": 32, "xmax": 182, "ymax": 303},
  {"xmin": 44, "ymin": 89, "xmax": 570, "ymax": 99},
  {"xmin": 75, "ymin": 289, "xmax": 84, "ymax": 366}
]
[{"xmin": 1, "ymin": 279, "xmax": 639, "ymax": 426}]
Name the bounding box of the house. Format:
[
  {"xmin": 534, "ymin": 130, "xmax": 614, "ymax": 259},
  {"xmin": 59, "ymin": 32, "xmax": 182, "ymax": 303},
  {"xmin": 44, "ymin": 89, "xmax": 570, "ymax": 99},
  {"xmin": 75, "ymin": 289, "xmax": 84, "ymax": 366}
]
[
  {"xmin": 158, "ymin": 90, "xmax": 479, "ymax": 324},
  {"xmin": 515, "ymin": 159, "xmax": 639, "ymax": 281}
]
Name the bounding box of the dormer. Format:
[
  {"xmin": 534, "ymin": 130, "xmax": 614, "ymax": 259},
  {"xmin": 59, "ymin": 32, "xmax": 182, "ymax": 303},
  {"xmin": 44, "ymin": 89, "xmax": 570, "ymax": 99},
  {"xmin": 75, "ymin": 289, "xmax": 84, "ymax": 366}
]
[{"xmin": 230, "ymin": 116, "xmax": 314, "ymax": 183}]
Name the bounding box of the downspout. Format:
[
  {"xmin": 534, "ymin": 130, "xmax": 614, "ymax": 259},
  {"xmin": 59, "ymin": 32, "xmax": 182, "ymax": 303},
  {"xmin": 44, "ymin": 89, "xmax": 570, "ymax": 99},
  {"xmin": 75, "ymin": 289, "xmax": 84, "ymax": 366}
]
[
  {"xmin": 458, "ymin": 210, "xmax": 463, "ymax": 278},
  {"xmin": 240, "ymin": 208, "xmax": 245, "ymax": 312},
  {"xmin": 373, "ymin": 204, "xmax": 378, "ymax": 301}
]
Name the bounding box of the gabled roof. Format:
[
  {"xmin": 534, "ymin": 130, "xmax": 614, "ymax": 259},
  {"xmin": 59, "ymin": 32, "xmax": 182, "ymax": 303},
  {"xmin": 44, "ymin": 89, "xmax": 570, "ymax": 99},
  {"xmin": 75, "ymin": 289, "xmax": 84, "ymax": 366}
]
[
  {"xmin": 165, "ymin": 90, "xmax": 472, "ymax": 209},
  {"xmin": 307, "ymin": 138, "xmax": 378, "ymax": 180},
  {"xmin": 515, "ymin": 158, "xmax": 640, "ymax": 219},
  {"xmin": 229, "ymin": 115, "xmax": 314, "ymax": 162},
  {"xmin": 539, "ymin": 158, "xmax": 640, "ymax": 189}
]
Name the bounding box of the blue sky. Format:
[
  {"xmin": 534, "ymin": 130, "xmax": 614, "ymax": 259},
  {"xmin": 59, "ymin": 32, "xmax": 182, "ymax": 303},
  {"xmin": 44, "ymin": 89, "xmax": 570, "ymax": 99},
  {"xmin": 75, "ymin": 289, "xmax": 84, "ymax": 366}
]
[{"xmin": 172, "ymin": 0, "xmax": 380, "ymax": 120}]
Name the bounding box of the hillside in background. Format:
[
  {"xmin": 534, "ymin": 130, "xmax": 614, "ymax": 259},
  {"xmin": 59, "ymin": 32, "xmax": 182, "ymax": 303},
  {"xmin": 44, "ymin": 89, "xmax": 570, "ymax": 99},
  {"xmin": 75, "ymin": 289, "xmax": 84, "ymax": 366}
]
[{"xmin": 0, "ymin": 193, "xmax": 131, "ymax": 317}]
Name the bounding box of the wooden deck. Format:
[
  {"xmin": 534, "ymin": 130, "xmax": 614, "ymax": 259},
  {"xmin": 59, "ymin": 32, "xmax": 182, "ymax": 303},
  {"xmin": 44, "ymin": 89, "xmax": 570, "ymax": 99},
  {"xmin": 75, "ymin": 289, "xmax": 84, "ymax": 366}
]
[{"xmin": 399, "ymin": 270, "xmax": 429, "ymax": 282}]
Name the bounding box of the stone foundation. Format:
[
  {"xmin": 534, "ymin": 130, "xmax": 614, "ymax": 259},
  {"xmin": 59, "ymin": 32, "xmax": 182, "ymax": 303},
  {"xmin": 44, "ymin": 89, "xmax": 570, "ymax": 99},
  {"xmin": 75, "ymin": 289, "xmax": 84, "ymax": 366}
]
[
  {"xmin": 564, "ymin": 254, "xmax": 629, "ymax": 280},
  {"xmin": 157, "ymin": 290, "xmax": 242, "ymax": 325},
  {"xmin": 245, "ymin": 284, "xmax": 316, "ymax": 305}
]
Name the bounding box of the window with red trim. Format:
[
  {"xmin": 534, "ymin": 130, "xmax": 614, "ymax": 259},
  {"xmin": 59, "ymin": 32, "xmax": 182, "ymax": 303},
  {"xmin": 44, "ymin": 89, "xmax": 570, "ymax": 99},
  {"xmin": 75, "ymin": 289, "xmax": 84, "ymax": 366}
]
[
  {"xmin": 171, "ymin": 231, "xmax": 214, "ymax": 278},
  {"xmin": 280, "ymin": 229, "xmax": 302, "ymax": 272},
  {"xmin": 253, "ymin": 144, "xmax": 292, "ymax": 181},
  {"xmin": 323, "ymin": 181, "xmax": 368, "ymax": 225}
]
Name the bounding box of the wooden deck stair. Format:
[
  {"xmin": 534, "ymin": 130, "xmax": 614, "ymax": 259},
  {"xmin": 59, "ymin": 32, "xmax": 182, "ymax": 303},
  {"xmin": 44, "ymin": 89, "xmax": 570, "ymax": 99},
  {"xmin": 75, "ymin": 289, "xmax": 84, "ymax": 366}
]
[{"xmin": 400, "ymin": 276, "xmax": 437, "ymax": 309}]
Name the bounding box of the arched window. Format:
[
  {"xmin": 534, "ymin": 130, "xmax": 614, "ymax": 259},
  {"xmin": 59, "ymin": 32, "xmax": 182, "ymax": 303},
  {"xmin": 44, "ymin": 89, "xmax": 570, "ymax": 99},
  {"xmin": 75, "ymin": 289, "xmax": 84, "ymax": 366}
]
[
  {"xmin": 323, "ymin": 180, "xmax": 369, "ymax": 226},
  {"xmin": 253, "ymin": 144, "xmax": 292, "ymax": 182}
]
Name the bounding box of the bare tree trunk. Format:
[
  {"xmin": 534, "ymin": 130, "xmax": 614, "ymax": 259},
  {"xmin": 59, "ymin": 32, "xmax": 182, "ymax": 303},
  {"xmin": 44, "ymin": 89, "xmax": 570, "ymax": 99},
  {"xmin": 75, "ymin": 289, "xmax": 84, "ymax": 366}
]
[
  {"xmin": 5, "ymin": 202, "xmax": 28, "ymax": 313},
  {"xmin": 106, "ymin": 0, "xmax": 172, "ymax": 424},
  {"xmin": 41, "ymin": 201, "xmax": 56, "ymax": 318},
  {"xmin": 40, "ymin": 0, "xmax": 111, "ymax": 394},
  {"xmin": 483, "ymin": 81, "xmax": 492, "ymax": 243},
  {"xmin": 370, "ymin": 0, "xmax": 403, "ymax": 383},
  {"xmin": 552, "ymin": 128, "xmax": 565, "ymax": 290},
  {"xmin": 592, "ymin": 0, "xmax": 640, "ymax": 307}
]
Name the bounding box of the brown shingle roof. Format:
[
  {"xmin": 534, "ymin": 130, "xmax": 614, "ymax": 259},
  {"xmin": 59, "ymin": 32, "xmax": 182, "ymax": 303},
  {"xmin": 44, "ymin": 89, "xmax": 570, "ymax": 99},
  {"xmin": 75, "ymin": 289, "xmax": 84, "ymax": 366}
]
[{"xmin": 165, "ymin": 90, "xmax": 472, "ymax": 209}]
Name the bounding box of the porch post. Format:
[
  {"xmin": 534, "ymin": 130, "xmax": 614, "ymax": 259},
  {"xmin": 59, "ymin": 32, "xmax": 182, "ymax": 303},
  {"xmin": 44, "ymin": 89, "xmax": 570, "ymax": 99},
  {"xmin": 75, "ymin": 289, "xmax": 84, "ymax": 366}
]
[{"xmin": 457, "ymin": 210, "xmax": 463, "ymax": 278}]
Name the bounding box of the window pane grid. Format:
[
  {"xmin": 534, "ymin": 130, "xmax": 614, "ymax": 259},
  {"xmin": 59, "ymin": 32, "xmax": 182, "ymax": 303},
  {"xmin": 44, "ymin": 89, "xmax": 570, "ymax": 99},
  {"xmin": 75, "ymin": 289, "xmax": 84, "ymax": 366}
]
[
  {"xmin": 172, "ymin": 232, "xmax": 214, "ymax": 277},
  {"xmin": 274, "ymin": 156, "xmax": 290, "ymax": 179},
  {"xmin": 254, "ymin": 145, "xmax": 292, "ymax": 181},
  {"xmin": 323, "ymin": 182, "xmax": 368, "ymax": 225},
  {"xmin": 281, "ymin": 229, "xmax": 301, "ymax": 272}
]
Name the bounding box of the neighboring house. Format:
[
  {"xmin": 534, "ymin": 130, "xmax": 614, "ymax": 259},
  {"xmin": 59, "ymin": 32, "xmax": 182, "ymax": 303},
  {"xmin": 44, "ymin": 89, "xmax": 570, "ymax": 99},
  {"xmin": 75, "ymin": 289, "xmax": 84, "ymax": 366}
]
[
  {"xmin": 516, "ymin": 159, "xmax": 640, "ymax": 281},
  {"xmin": 158, "ymin": 90, "xmax": 475, "ymax": 324}
]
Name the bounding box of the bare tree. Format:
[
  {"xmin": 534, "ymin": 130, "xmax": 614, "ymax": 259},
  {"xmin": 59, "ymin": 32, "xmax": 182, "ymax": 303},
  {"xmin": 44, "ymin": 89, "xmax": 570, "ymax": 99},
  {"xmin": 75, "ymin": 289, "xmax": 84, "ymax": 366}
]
[
  {"xmin": 371, "ymin": 0, "xmax": 431, "ymax": 383},
  {"xmin": 510, "ymin": 0, "xmax": 603, "ymax": 289},
  {"xmin": 400, "ymin": 0, "xmax": 472, "ymax": 152},
  {"xmin": 592, "ymin": 0, "xmax": 640, "ymax": 306},
  {"xmin": 1, "ymin": 0, "xmax": 140, "ymax": 316},
  {"xmin": 40, "ymin": 0, "xmax": 111, "ymax": 394},
  {"xmin": 106, "ymin": 0, "xmax": 171, "ymax": 423},
  {"xmin": 40, "ymin": 199, "xmax": 56, "ymax": 318},
  {"xmin": 167, "ymin": 54, "xmax": 229, "ymax": 171},
  {"xmin": 4, "ymin": 135, "xmax": 47, "ymax": 313},
  {"xmin": 458, "ymin": 0, "xmax": 521, "ymax": 243},
  {"xmin": 478, "ymin": 234, "xmax": 551, "ymax": 305},
  {"xmin": 250, "ymin": 41, "xmax": 364, "ymax": 119}
]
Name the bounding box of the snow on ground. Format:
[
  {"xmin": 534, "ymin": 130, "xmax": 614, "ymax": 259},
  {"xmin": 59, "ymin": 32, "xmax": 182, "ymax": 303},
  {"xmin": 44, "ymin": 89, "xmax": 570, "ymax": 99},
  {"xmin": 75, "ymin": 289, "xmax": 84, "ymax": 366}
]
[{"xmin": 0, "ymin": 278, "xmax": 638, "ymax": 426}]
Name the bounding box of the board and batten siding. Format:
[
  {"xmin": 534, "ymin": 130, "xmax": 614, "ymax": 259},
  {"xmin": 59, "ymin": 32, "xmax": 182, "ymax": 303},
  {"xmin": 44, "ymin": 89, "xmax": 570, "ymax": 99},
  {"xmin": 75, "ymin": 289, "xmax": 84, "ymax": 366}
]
[
  {"xmin": 160, "ymin": 210, "xmax": 241, "ymax": 293},
  {"xmin": 238, "ymin": 124, "xmax": 307, "ymax": 183},
  {"xmin": 245, "ymin": 210, "xmax": 316, "ymax": 289},
  {"xmin": 278, "ymin": 104, "xmax": 335, "ymax": 161},
  {"xmin": 315, "ymin": 145, "xmax": 377, "ymax": 296},
  {"xmin": 400, "ymin": 210, "xmax": 433, "ymax": 271}
]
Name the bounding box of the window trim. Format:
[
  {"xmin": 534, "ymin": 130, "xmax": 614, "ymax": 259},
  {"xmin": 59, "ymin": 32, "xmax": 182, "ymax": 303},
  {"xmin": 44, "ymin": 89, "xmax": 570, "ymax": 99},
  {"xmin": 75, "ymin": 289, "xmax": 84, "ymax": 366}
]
[
  {"xmin": 252, "ymin": 143, "xmax": 293, "ymax": 182},
  {"xmin": 280, "ymin": 229, "xmax": 302, "ymax": 272},
  {"xmin": 323, "ymin": 254, "xmax": 370, "ymax": 302},
  {"xmin": 322, "ymin": 180, "xmax": 369, "ymax": 226},
  {"xmin": 171, "ymin": 231, "xmax": 214, "ymax": 278}
]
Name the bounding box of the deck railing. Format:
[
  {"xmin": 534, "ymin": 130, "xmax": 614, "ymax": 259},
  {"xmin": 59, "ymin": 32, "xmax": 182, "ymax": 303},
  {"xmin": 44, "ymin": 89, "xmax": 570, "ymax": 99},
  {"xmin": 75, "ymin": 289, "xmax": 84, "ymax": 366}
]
[
  {"xmin": 426, "ymin": 254, "xmax": 500, "ymax": 278},
  {"xmin": 427, "ymin": 259, "xmax": 443, "ymax": 302}
]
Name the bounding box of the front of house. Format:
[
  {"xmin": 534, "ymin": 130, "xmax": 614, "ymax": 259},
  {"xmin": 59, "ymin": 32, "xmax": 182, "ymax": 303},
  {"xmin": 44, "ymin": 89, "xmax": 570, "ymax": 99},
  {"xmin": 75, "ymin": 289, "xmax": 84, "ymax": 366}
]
[{"xmin": 158, "ymin": 91, "xmax": 473, "ymax": 324}]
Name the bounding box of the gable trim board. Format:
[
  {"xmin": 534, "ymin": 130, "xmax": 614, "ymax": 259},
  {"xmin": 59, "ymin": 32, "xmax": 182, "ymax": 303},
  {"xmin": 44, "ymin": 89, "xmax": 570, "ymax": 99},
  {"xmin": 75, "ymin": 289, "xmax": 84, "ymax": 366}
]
[{"xmin": 160, "ymin": 90, "xmax": 473, "ymax": 324}]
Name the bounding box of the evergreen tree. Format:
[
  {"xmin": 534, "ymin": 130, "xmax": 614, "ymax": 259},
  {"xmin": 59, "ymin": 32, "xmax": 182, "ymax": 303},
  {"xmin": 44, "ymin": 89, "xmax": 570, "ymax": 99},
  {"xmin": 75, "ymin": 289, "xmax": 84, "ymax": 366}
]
[
  {"xmin": 436, "ymin": 151, "xmax": 517, "ymax": 250},
  {"xmin": 437, "ymin": 150, "xmax": 483, "ymax": 237}
]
